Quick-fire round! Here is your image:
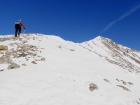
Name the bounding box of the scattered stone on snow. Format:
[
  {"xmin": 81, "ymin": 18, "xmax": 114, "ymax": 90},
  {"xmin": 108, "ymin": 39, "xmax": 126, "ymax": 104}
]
[
  {"xmin": 121, "ymin": 80, "xmax": 127, "ymax": 85},
  {"xmin": 58, "ymin": 46, "xmax": 62, "ymax": 48},
  {"xmin": 116, "ymin": 78, "xmax": 120, "ymax": 82},
  {"xmin": 31, "ymin": 61, "xmax": 37, "ymax": 64},
  {"xmin": 0, "ymin": 35, "xmax": 45, "ymax": 70},
  {"xmin": 128, "ymin": 82, "xmax": 134, "ymax": 85},
  {"xmin": 0, "ymin": 69, "xmax": 4, "ymax": 71},
  {"xmin": 41, "ymin": 57, "xmax": 46, "ymax": 61},
  {"xmin": 70, "ymin": 49, "xmax": 75, "ymax": 51},
  {"xmin": 104, "ymin": 79, "xmax": 111, "ymax": 84},
  {"xmin": 13, "ymin": 53, "xmax": 18, "ymax": 58},
  {"xmin": 117, "ymin": 85, "xmax": 131, "ymax": 92},
  {"xmin": 22, "ymin": 63, "xmax": 27, "ymax": 66},
  {"xmin": 5, "ymin": 51, "xmax": 12, "ymax": 56},
  {"xmin": 7, "ymin": 63, "xmax": 20, "ymax": 70},
  {"xmin": 89, "ymin": 83, "xmax": 98, "ymax": 91}
]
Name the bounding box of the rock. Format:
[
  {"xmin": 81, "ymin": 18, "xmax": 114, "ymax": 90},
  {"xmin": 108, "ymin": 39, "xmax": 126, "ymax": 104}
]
[
  {"xmin": 0, "ymin": 69, "xmax": 4, "ymax": 71},
  {"xmin": 41, "ymin": 57, "xmax": 46, "ymax": 61},
  {"xmin": 22, "ymin": 63, "xmax": 27, "ymax": 66},
  {"xmin": 13, "ymin": 54, "xmax": 19, "ymax": 58},
  {"xmin": 128, "ymin": 82, "xmax": 133, "ymax": 85},
  {"xmin": 104, "ymin": 79, "xmax": 111, "ymax": 84},
  {"xmin": 7, "ymin": 63, "xmax": 20, "ymax": 69},
  {"xmin": 121, "ymin": 80, "xmax": 127, "ymax": 85},
  {"xmin": 0, "ymin": 55, "xmax": 14, "ymax": 64},
  {"xmin": 18, "ymin": 53, "xmax": 28, "ymax": 57},
  {"xmin": 89, "ymin": 83, "xmax": 98, "ymax": 91},
  {"xmin": 20, "ymin": 45, "xmax": 27, "ymax": 51},
  {"xmin": 11, "ymin": 48, "xmax": 14, "ymax": 52},
  {"xmin": 0, "ymin": 45, "xmax": 8, "ymax": 50},
  {"xmin": 58, "ymin": 46, "xmax": 62, "ymax": 48},
  {"xmin": 117, "ymin": 85, "xmax": 124, "ymax": 88},
  {"xmin": 123, "ymin": 86, "xmax": 131, "ymax": 92},
  {"xmin": 70, "ymin": 49, "xmax": 75, "ymax": 51},
  {"xmin": 117, "ymin": 85, "xmax": 131, "ymax": 92},
  {"xmin": 5, "ymin": 51, "xmax": 12, "ymax": 56},
  {"xmin": 31, "ymin": 61, "xmax": 37, "ymax": 64},
  {"xmin": 17, "ymin": 45, "xmax": 20, "ymax": 49},
  {"xmin": 116, "ymin": 78, "xmax": 120, "ymax": 82}
]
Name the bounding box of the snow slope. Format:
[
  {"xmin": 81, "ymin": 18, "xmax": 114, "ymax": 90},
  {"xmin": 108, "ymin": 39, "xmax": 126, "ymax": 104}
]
[{"xmin": 0, "ymin": 34, "xmax": 140, "ymax": 105}]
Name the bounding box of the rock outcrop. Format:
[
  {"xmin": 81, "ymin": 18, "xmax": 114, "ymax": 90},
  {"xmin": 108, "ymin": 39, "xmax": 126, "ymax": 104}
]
[{"xmin": 0, "ymin": 45, "xmax": 8, "ymax": 50}]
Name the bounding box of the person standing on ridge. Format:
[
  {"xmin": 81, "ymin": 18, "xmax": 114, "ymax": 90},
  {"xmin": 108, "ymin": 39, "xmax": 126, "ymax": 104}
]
[{"xmin": 15, "ymin": 19, "xmax": 25, "ymax": 37}]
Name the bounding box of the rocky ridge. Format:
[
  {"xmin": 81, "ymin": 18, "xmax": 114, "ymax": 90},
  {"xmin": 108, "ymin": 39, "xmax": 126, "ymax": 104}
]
[
  {"xmin": 0, "ymin": 34, "xmax": 46, "ymax": 70},
  {"xmin": 81, "ymin": 36, "xmax": 140, "ymax": 73}
]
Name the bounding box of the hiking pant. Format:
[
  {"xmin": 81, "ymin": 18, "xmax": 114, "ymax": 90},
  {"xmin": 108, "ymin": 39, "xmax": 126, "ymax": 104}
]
[{"xmin": 15, "ymin": 27, "xmax": 21, "ymax": 37}]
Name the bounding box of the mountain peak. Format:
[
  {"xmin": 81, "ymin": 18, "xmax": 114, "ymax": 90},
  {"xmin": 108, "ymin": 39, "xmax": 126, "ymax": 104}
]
[
  {"xmin": 93, "ymin": 35, "xmax": 113, "ymax": 43},
  {"xmin": 93, "ymin": 35, "xmax": 104, "ymax": 41}
]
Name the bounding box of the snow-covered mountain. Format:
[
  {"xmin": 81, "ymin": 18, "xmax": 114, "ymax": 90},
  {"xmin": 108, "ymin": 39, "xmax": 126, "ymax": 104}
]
[
  {"xmin": 0, "ymin": 34, "xmax": 140, "ymax": 105},
  {"xmin": 81, "ymin": 36, "xmax": 140, "ymax": 73}
]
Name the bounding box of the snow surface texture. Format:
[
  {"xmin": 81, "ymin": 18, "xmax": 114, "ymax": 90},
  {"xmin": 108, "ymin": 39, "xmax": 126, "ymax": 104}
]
[{"xmin": 0, "ymin": 34, "xmax": 140, "ymax": 105}]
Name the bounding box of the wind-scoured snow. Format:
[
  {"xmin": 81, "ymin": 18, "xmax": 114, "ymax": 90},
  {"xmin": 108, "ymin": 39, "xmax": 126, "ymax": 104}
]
[{"xmin": 0, "ymin": 34, "xmax": 140, "ymax": 105}]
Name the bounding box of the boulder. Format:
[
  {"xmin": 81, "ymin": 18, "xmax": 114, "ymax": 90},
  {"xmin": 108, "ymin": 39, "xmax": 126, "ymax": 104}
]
[{"xmin": 0, "ymin": 45, "xmax": 8, "ymax": 50}]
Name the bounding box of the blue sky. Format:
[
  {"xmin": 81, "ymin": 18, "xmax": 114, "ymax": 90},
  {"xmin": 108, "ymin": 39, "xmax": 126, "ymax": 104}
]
[{"xmin": 0, "ymin": 0, "xmax": 140, "ymax": 50}]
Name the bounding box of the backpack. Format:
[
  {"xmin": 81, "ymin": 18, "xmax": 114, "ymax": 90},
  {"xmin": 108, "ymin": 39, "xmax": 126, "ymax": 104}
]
[{"xmin": 15, "ymin": 21, "xmax": 20, "ymax": 25}]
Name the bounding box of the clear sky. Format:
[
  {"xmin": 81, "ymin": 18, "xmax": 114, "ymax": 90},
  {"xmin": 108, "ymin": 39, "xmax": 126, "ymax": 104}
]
[{"xmin": 0, "ymin": 0, "xmax": 140, "ymax": 50}]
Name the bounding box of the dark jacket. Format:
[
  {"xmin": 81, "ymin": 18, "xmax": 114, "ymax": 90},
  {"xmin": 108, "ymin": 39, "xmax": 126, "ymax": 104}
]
[{"xmin": 15, "ymin": 21, "xmax": 25, "ymax": 29}]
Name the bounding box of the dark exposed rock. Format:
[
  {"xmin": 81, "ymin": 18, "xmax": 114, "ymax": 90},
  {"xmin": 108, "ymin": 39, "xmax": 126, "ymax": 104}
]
[
  {"xmin": 31, "ymin": 61, "xmax": 37, "ymax": 64},
  {"xmin": 128, "ymin": 82, "xmax": 134, "ymax": 85},
  {"xmin": 117, "ymin": 85, "xmax": 131, "ymax": 92},
  {"xmin": 0, "ymin": 69, "xmax": 4, "ymax": 71},
  {"xmin": 104, "ymin": 79, "xmax": 111, "ymax": 84},
  {"xmin": 116, "ymin": 78, "xmax": 120, "ymax": 82},
  {"xmin": 89, "ymin": 83, "xmax": 98, "ymax": 91},
  {"xmin": 121, "ymin": 80, "xmax": 127, "ymax": 85}
]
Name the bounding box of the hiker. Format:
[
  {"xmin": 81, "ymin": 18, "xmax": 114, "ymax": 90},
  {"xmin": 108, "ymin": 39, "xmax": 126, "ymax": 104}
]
[{"xmin": 15, "ymin": 19, "xmax": 25, "ymax": 37}]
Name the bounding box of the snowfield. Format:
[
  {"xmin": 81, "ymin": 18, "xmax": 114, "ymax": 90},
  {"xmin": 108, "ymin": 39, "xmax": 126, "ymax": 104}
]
[{"xmin": 0, "ymin": 34, "xmax": 140, "ymax": 105}]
